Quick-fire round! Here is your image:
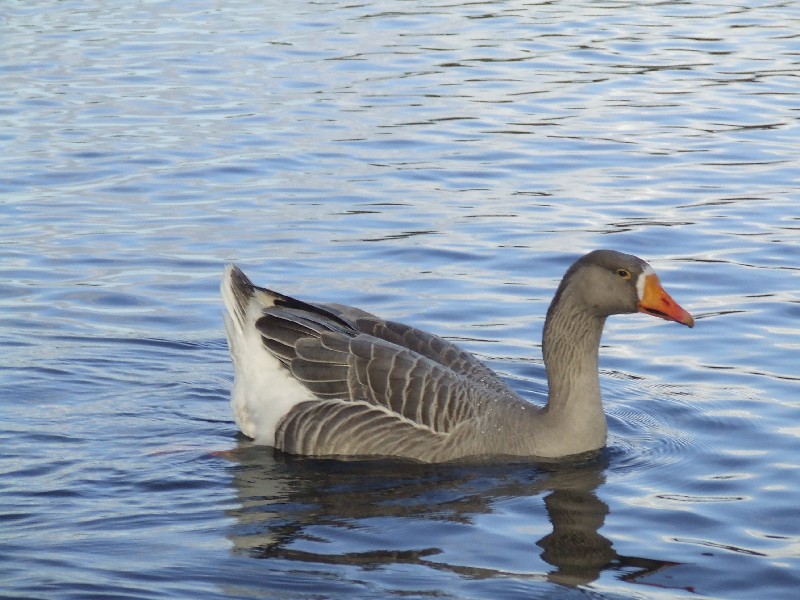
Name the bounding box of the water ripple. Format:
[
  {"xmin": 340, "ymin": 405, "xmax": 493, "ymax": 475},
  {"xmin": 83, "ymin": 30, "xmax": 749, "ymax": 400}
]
[{"xmin": 3, "ymin": 0, "xmax": 800, "ymax": 598}]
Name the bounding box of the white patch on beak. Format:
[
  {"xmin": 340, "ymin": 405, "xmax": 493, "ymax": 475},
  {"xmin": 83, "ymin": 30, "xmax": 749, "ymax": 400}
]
[{"xmin": 636, "ymin": 267, "xmax": 655, "ymax": 301}]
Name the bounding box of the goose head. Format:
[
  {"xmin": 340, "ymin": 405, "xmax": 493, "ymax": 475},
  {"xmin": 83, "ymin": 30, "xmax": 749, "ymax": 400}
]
[{"xmin": 553, "ymin": 250, "xmax": 694, "ymax": 327}]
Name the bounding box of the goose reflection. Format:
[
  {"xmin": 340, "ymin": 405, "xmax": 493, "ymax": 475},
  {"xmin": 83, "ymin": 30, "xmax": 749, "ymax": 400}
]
[{"xmin": 222, "ymin": 440, "xmax": 679, "ymax": 589}]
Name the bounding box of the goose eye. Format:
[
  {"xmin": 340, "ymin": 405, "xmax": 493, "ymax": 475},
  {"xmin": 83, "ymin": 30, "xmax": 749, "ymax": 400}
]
[{"xmin": 616, "ymin": 268, "xmax": 631, "ymax": 280}]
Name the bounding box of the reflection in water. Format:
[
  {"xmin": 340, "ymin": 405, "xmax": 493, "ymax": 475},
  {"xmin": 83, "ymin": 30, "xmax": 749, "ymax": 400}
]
[
  {"xmin": 535, "ymin": 465, "xmax": 680, "ymax": 588},
  {"xmin": 223, "ymin": 441, "xmax": 680, "ymax": 591}
]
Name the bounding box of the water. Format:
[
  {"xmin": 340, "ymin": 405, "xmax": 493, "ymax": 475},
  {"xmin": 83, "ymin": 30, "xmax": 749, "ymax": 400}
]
[{"xmin": 2, "ymin": 0, "xmax": 799, "ymax": 597}]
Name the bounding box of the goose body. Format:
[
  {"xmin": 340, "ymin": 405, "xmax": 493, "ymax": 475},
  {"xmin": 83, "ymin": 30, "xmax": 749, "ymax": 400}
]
[{"xmin": 222, "ymin": 250, "xmax": 694, "ymax": 462}]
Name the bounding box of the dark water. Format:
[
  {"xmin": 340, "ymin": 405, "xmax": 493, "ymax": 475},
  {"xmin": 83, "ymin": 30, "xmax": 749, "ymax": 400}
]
[{"xmin": 2, "ymin": 1, "xmax": 799, "ymax": 598}]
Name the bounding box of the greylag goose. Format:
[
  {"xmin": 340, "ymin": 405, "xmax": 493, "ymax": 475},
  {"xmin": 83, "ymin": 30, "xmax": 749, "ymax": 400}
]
[{"xmin": 222, "ymin": 250, "xmax": 694, "ymax": 462}]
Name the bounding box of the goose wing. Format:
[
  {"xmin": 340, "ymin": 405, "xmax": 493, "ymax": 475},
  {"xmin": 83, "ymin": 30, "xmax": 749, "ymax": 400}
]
[
  {"xmin": 255, "ymin": 295, "xmax": 519, "ymax": 457},
  {"xmin": 325, "ymin": 305, "xmax": 512, "ymax": 397}
]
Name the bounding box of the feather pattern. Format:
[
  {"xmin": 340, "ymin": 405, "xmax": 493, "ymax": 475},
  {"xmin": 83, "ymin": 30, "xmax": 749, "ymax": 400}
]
[{"xmin": 254, "ymin": 299, "xmax": 495, "ymax": 437}]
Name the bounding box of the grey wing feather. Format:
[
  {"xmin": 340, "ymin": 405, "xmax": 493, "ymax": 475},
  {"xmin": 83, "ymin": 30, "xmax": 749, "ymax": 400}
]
[
  {"xmin": 255, "ymin": 301, "xmax": 517, "ymax": 436},
  {"xmin": 276, "ymin": 400, "xmax": 449, "ymax": 460},
  {"xmin": 320, "ymin": 303, "xmax": 508, "ymax": 389},
  {"xmin": 349, "ymin": 315, "xmax": 512, "ymax": 395}
]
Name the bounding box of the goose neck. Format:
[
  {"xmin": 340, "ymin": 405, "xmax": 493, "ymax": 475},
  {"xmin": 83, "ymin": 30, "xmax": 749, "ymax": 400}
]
[{"xmin": 542, "ymin": 293, "xmax": 605, "ymax": 414}]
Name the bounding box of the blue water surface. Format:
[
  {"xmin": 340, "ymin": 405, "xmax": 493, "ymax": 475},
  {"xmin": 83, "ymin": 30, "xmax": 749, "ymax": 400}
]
[{"xmin": 2, "ymin": 1, "xmax": 799, "ymax": 598}]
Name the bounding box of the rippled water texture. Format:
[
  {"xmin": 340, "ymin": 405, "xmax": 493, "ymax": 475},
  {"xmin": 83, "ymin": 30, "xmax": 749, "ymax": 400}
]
[{"xmin": 2, "ymin": 1, "xmax": 799, "ymax": 598}]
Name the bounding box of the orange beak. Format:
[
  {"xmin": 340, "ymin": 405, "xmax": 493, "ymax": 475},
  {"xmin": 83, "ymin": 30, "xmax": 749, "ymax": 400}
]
[{"xmin": 637, "ymin": 274, "xmax": 695, "ymax": 328}]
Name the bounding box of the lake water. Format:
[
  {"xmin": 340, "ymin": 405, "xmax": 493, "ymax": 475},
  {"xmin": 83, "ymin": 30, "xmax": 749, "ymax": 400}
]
[{"xmin": 2, "ymin": 0, "xmax": 799, "ymax": 598}]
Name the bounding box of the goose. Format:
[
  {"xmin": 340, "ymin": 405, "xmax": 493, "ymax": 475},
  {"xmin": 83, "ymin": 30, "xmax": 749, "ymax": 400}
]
[{"xmin": 221, "ymin": 250, "xmax": 694, "ymax": 462}]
